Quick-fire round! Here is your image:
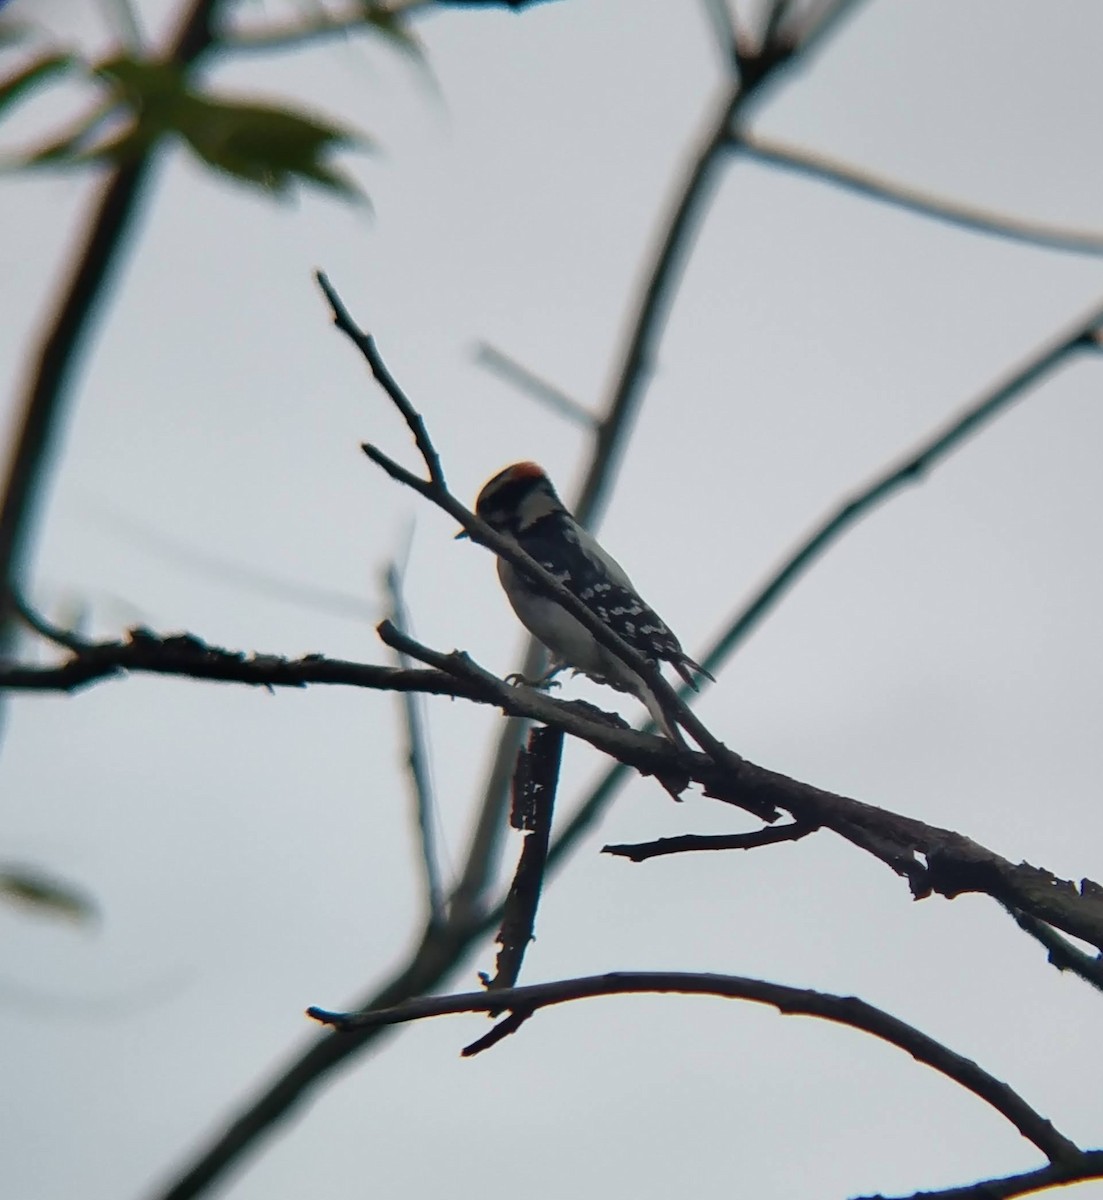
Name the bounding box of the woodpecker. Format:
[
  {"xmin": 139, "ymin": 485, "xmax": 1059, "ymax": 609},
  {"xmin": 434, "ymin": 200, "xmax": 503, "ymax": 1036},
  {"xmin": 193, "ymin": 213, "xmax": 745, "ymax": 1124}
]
[{"xmin": 465, "ymin": 461, "xmax": 713, "ymax": 742}]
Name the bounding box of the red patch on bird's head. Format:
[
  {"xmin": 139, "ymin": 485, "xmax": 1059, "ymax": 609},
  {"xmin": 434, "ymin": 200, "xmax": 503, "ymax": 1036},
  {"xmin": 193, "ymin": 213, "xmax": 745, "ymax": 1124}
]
[{"xmin": 504, "ymin": 461, "xmax": 545, "ymax": 481}]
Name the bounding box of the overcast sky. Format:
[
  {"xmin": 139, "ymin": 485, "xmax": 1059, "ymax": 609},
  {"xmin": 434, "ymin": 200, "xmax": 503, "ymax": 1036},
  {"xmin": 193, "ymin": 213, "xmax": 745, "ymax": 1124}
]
[{"xmin": 2, "ymin": 2, "xmax": 1103, "ymax": 1198}]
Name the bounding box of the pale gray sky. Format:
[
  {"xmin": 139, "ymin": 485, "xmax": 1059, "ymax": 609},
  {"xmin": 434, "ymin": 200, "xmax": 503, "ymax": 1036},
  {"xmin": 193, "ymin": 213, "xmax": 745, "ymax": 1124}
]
[{"xmin": 2, "ymin": 2, "xmax": 1103, "ymax": 1199}]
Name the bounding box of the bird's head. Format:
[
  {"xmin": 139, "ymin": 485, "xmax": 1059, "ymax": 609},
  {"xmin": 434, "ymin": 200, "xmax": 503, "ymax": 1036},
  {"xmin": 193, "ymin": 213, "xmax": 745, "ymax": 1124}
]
[{"xmin": 458, "ymin": 461, "xmax": 564, "ymax": 539}]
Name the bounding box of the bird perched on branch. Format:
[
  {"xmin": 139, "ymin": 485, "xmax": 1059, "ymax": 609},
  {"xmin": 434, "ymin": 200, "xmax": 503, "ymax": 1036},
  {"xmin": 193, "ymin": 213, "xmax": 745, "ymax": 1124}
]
[{"xmin": 464, "ymin": 461, "xmax": 713, "ymax": 742}]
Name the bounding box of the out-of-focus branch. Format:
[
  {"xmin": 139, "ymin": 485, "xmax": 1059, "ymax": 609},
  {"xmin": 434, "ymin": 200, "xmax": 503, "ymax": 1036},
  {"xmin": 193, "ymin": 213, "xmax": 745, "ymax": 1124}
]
[
  {"xmin": 0, "ymin": 0, "xmax": 222, "ymax": 677},
  {"xmin": 89, "ymin": 505, "xmax": 376, "ymax": 624},
  {"xmin": 737, "ymin": 129, "xmax": 1103, "ymax": 256},
  {"xmin": 307, "ymin": 969, "xmax": 1082, "ymax": 1165},
  {"xmin": 383, "ymin": 553, "xmax": 444, "ymax": 926},
  {"xmin": 472, "ymin": 343, "xmax": 597, "ymax": 430}
]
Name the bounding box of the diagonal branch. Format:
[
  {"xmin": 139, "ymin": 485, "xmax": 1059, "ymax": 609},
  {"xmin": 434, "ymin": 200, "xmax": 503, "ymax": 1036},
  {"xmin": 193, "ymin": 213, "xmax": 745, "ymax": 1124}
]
[
  {"xmin": 736, "ymin": 129, "xmax": 1103, "ymax": 257},
  {"xmin": 473, "ymin": 343, "xmax": 597, "ymax": 430},
  {"xmin": 307, "ymin": 969, "xmax": 1083, "ymax": 1165},
  {"xmin": 536, "ymin": 290, "xmax": 1103, "ymax": 885},
  {"xmin": 317, "ymin": 271, "xmax": 446, "ymax": 489},
  {"xmin": 383, "ymin": 554, "xmax": 444, "ymax": 926}
]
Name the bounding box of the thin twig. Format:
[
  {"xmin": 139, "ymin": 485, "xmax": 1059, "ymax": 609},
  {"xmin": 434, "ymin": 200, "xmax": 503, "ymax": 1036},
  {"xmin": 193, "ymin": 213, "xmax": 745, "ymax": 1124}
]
[
  {"xmin": 737, "ymin": 130, "xmax": 1103, "ymax": 257},
  {"xmin": 307, "ymin": 969, "xmax": 1082, "ymax": 1165},
  {"xmin": 472, "ymin": 342, "xmax": 597, "ymax": 430},
  {"xmin": 698, "ymin": 0, "xmax": 739, "ymax": 71},
  {"xmin": 1003, "ymin": 905, "xmax": 1103, "ymax": 993},
  {"xmin": 10, "ymin": 592, "xmax": 91, "ymax": 653},
  {"xmin": 218, "ymin": 2, "xmax": 427, "ymax": 54},
  {"xmin": 90, "ymin": 505, "xmax": 376, "ymax": 624},
  {"xmin": 603, "ymin": 821, "xmax": 817, "ymax": 862},
  {"xmin": 700, "ymin": 293, "xmax": 1103, "ymax": 672},
  {"xmin": 383, "ymin": 550, "xmax": 444, "ymax": 926},
  {"xmin": 317, "ymin": 270, "xmax": 446, "ymax": 490}
]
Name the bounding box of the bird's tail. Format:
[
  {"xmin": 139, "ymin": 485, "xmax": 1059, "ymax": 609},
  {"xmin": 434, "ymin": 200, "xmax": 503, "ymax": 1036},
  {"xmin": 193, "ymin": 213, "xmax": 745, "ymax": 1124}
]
[{"xmin": 672, "ymin": 654, "xmax": 715, "ymax": 691}]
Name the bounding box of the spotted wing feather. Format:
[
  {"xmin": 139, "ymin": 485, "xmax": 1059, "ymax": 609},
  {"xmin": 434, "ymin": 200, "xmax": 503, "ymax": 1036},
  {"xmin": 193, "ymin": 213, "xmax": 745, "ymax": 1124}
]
[{"xmin": 517, "ymin": 516, "xmax": 713, "ymax": 688}]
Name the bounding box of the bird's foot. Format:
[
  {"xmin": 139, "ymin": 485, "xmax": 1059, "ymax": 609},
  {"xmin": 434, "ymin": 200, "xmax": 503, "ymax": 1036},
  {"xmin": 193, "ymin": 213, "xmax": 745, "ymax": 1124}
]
[{"xmin": 505, "ymin": 667, "xmax": 562, "ymax": 690}]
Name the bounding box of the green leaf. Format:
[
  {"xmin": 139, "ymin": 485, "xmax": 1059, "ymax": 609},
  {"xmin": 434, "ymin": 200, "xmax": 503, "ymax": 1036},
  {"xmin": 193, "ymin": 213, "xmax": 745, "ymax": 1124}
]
[
  {"xmin": 0, "ymin": 51, "xmax": 75, "ymax": 120},
  {"xmin": 172, "ymin": 93, "xmax": 368, "ymax": 200},
  {"xmin": 0, "ymin": 866, "xmax": 97, "ymax": 924}
]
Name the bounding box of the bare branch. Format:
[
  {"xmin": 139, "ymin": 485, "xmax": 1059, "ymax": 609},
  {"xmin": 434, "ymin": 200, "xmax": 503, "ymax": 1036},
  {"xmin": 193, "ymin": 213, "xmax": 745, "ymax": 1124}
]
[
  {"xmin": 307, "ymin": 969, "xmax": 1083, "ymax": 1165},
  {"xmin": 90, "ymin": 505, "xmax": 375, "ymax": 624},
  {"xmin": 8, "ymin": 623, "xmax": 1103, "ymax": 957},
  {"xmin": 1003, "ymin": 905, "xmax": 1103, "ymax": 994},
  {"xmin": 698, "ymin": 0, "xmax": 738, "ymax": 70},
  {"xmin": 218, "ymin": 2, "xmax": 426, "ymax": 54},
  {"xmin": 10, "ymin": 591, "xmax": 91, "ymax": 653},
  {"xmin": 317, "ymin": 270, "xmax": 446, "ymax": 490},
  {"xmin": 737, "ymin": 130, "xmax": 1103, "ymax": 256},
  {"xmin": 697, "ymin": 293, "xmax": 1103, "ymax": 675},
  {"xmin": 851, "ymin": 1154, "xmax": 1103, "ymax": 1200},
  {"xmin": 383, "ymin": 553, "xmax": 444, "ymax": 926},
  {"xmin": 472, "ymin": 342, "xmax": 597, "ymax": 430},
  {"xmin": 603, "ymin": 820, "xmax": 817, "ymax": 862}
]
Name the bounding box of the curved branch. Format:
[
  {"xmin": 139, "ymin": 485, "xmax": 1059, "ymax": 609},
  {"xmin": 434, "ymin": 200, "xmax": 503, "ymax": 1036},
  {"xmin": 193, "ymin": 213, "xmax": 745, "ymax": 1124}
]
[
  {"xmin": 737, "ymin": 129, "xmax": 1103, "ymax": 256},
  {"xmin": 307, "ymin": 969, "xmax": 1082, "ymax": 1165}
]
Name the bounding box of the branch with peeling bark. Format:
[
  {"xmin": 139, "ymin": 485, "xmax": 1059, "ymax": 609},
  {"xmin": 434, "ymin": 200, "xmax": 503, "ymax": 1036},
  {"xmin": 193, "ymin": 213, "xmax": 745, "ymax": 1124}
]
[{"xmin": 7, "ymin": 618, "xmax": 1103, "ymax": 956}]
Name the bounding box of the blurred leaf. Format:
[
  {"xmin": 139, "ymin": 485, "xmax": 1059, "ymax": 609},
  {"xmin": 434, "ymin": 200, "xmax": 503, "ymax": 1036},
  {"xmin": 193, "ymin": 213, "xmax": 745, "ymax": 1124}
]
[
  {"xmin": 11, "ymin": 50, "xmax": 369, "ymax": 200},
  {"xmin": 172, "ymin": 93, "xmax": 367, "ymax": 200},
  {"xmin": 0, "ymin": 51, "xmax": 75, "ymax": 119},
  {"xmin": 0, "ymin": 866, "xmax": 97, "ymax": 925}
]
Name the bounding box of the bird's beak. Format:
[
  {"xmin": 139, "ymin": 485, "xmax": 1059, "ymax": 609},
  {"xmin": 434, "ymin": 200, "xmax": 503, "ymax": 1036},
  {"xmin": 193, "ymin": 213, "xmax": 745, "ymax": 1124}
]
[{"xmin": 454, "ymin": 528, "xmax": 470, "ymax": 541}]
